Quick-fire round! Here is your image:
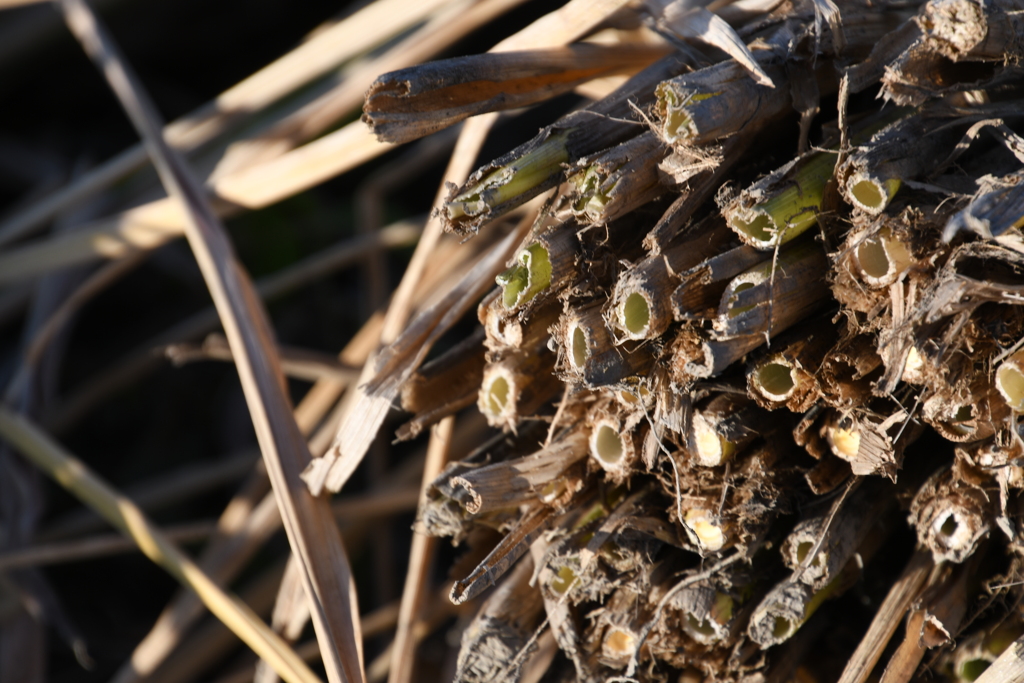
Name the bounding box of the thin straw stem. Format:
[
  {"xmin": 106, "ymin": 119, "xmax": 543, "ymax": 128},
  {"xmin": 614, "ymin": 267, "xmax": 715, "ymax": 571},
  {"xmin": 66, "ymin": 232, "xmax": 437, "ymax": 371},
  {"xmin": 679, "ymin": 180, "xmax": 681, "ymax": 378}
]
[
  {"xmin": 388, "ymin": 416, "xmax": 455, "ymax": 683},
  {"xmin": 0, "ymin": 408, "xmax": 321, "ymax": 683}
]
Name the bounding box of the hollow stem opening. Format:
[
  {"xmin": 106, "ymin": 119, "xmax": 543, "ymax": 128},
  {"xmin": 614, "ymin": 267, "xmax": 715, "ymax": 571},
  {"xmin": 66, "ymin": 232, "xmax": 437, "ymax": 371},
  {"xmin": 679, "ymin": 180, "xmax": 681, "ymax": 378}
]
[
  {"xmin": 727, "ymin": 281, "xmax": 758, "ymax": 318},
  {"xmin": 687, "ymin": 615, "xmax": 716, "ymax": 637},
  {"xmin": 729, "ymin": 210, "xmax": 774, "ymax": 244},
  {"xmin": 795, "ymin": 541, "xmax": 813, "ymax": 564},
  {"xmin": 446, "ymin": 132, "xmax": 570, "ymax": 221},
  {"xmin": 497, "ymin": 242, "xmax": 552, "ymax": 309},
  {"xmin": 939, "ymin": 514, "xmax": 959, "ymax": 538},
  {"xmin": 551, "ymin": 565, "xmax": 576, "ymax": 594},
  {"xmin": 857, "ymin": 234, "xmax": 890, "ymax": 279},
  {"xmin": 621, "ymin": 292, "xmax": 651, "ymax": 335},
  {"xmin": 772, "ymin": 616, "xmax": 793, "ymax": 640},
  {"xmin": 593, "ymin": 424, "xmax": 624, "ymax": 465},
  {"xmin": 857, "ymin": 227, "xmax": 913, "ymax": 285},
  {"xmin": 757, "ymin": 362, "xmax": 796, "ymax": 398},
  {"xmin": 684, "ymin": 509, "xmax": 725, "ymax": 551},
  {"xmin": 959, "ymin": 659, "xmax": 992, "ymax": 682},
  {"xmin": 482, "ymin": 375, "xmax": 510, "ymax": 420},
  {"xmin": 849, "ymin": 176, "xmax": 900, "ymax": 213},
  {"xmin": 571, "ymin": 326, "xmax": 588, "ymax": 368}
]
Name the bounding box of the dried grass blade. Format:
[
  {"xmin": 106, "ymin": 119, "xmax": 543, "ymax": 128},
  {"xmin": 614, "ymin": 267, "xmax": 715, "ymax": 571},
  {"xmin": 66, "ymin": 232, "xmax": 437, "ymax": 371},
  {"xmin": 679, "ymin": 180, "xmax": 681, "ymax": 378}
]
[
  {"xmin": 491, "ymin": 0, "xmax": 634, "ymax": 51},
  {"xmin": 219, "ymin": 0, "xmax": 531, "ymax": 174},
  {"xmin": 54, "ymin": 2, "xmax": 364, "ymax": 680},
  {"xmin": 0, "ymin": 408, "xmax": 320, "ymax": 683},
  {"xmin": 389, "ymin": 416, "xmax": 455, "ymax": 683},
  {"xmin": 0, "ymin": 520, "xmax": 216, "ymax": 570},
  {"xmin": 657, "ymin": 5, "xmax": 773, "ymax": 86},
  {"xmin": 308, "ymin": 212, "xmax": 528, "ymax": 495},
  {"xmin": 308, "ymin": 112, "xmax": 500, "ymax": 495},
  {"xmin": 42, "ymin": 221, "xmax": 414, "ymax": 436},
  {"xmin": 837, "ymin": 550, "xmax": 933, "ymax": 683},
  {"xmin": 975, "ymin": 634, "xmax": 1024, "ymax": 683},
  {"xmin": 165, "ymin": 336, "xmax": 360, "ymax": 384},
  {"xmin": 0, "ymin": 0, "xmax": 46, "ymax": 5}
]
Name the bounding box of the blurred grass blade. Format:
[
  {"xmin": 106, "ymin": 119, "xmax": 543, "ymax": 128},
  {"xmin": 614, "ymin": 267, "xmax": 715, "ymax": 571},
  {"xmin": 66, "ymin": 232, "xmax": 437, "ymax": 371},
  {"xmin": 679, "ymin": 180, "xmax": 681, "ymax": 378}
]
[
  {"xmin": 491, "ymin": 0, "xmax": 633, "ymax": 51},
  {"xmin": 0, "ymin": 0, "xmax": 453, "ymax": 248},
  {"xmin": 0, "ymin": 120, "xmax": 391, "ymax": 284},
  {"xmin": 0, "ymin": 408, "xmax": 321, "ymax": 683},
  {"xmin": 216, "ymin": 0, "xmax": 531, "ymax": 176},
  {"xmin": 54, "ymin": 1, "xmax": 364, "ymax": 681}
]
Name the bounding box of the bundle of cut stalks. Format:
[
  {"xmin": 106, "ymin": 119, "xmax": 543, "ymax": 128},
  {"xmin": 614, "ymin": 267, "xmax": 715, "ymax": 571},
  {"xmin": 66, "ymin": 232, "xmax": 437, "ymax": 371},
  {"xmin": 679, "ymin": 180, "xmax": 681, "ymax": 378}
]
[
  {"xmin": 8, "ymin": 0, "xmax": 1024, "ymax": 682},
  {"xmin": 350, "ymin": 0, "xmax": 1024, "ymax": 681}
]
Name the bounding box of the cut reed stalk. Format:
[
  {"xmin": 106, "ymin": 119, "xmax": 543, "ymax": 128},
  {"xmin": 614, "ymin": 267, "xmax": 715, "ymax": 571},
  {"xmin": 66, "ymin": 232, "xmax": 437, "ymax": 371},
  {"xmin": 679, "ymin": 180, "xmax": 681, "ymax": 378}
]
[
  {"xmin": 478, "ymin": 342, "xmax": 560, "ymax": 431},
  {"xmin": 610, "ymin": 216, "xmax": 735, "ymax": 340},
  {"xmin": 909, "ymin": 465, "xmax": 993, "ymax": 564},
  {"xmin": 722, "ymin": 148, "xmax": 839, "ymax": 249},
  {"xmin": 818, "ymin": 335, "xmax": 884, "ymax": 408},
  {"xmin": 567, "ymin": 131, "xmax": 669, "ymax": 224},
  {"xmin": 398, "ymin": 329, "xmax": 486, "ymax": 441},
  {"xmin": 656, "ymin": 62, "xmax": 791, "ymax": 147},
  {"xmin": 922, "ymin": 375, "xmax": 1009, "ymax": 443},
  {"xmin": 689, "ymin": 393, "xmax": 767, "ymax": 467},
  {"xmin": 365, "ymin": 43, "xmax": 668, "ymax": 145},
  {"xmin": 449, "ymin": 429, "xmax": 589, "ymax": 515},
  {"xmin": 747, "ymin": 314, "xmax": 838, "ymax": 412},
  {"xmin": 671, "ymin": 242, "xmax": 766, "ymax": 321},
  {"xmin": 848, "ymin": 224, "xmax": 915, "ymax": 288},
  {"xmin": 450, "ymin": 503, "xmax": 557, "ymax": 605},
  {"xmin": 713, "ymin": 239, "xmax": 830, "ymax": 340},
  {"xmin": 749, "ymin": 517, "xmax": 884, "ymax": 648},
  {"xmin": 496, "ymin": 223, "xmax": 577, "ymax": 312},
  {"xmin": 588, "ymin": 408, "xmax": 641, "ymax": 480},
  {"xmin": 821, "ymin": 405, "xmax": 918, "ymax": 478},
  {"xmin": 453, "ymin": 554, "xmax": 545, "ymax": 683},
  {"xmin": 781, "ymin": 480, "xmax": 895, "ymax": 590},
  {"xmin": 974, "ymin": 635, "xmax": 1024, "ymax": 683},
  {"xmin": 839, "ymin": 114, "xmax": 964, "ymax": 215},
  {"xmin": 559, "ymin": 299, "xmax": 653, "ymax": 387},
  {"xmin": 442, "ymin": 51, "xmax": 696, "ymax": 233}
]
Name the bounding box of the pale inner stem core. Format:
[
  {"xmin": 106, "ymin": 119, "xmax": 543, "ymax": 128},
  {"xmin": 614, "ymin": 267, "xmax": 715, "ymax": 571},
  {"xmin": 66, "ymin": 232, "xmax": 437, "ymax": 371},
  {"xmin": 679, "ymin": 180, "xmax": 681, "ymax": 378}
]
[
  {"xmin": 594, "ymin": 424, "xmax": 624, "ymax": 465},
  {"xmin": 571, "ymin": 326, "xmax": 588, "ymax": 368},
  {"xmin": 857, "ymin": 234, "xmax": 890, "ymax": 279},
  {"xmin": 484, "ymin": 376, "xmax": 510, "ymax": 417},
  {"xmin": 622, "ymin": 292, "xmax": 651, "ymax": 334},
  {"xmin": 731, "ymin": 211, "xmax": 773, "ymax": 243},
  {"xmin": 757, "ymin": 362, "xmax": 796, "ymax": 397},
  {"xmin": 850, "ymin": 179, "xmax": 886, "ymax": 210},
  {"xmin": 604, "ymin": 629, "xmax": 635, "ymax": 656},
  {"xmin": 997, "ymin": 363, "xmax": 1024, "ymax": 411}
]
